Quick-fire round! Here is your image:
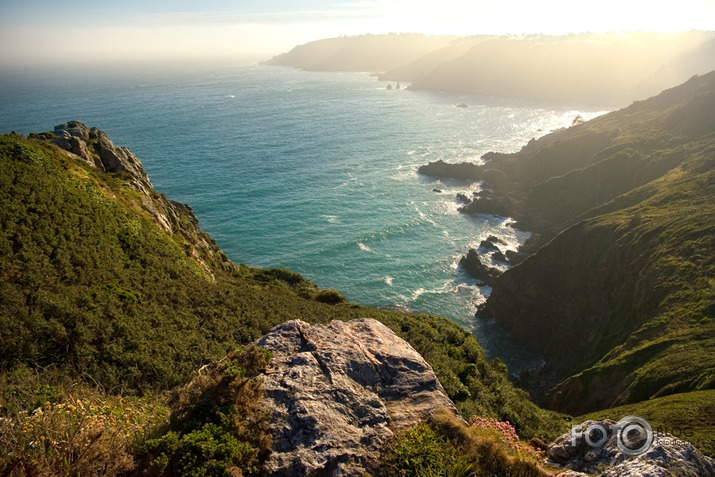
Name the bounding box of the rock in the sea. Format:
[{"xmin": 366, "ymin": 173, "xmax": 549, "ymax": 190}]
[
  {"xmin": 456, "ymin": 193, "xmax": 472, "ymax": 204},
  {"xmin": 257, "ymin": 319, "xmax": 460, "ymax": 477},
  {"xmin": 548, "ymin": 419, "xmax": 715, "ymax": 476},
  {"xmin": 492, "ymin": 250, "xmax": 508, "ymax": 263},
  {"xmin": 486, "ymin": 235, "xmax": 506, "ymax": 245},
  {"xmin": 459, "ymin": 249, "xmax": 502, "ymax": 286},
  {"xmin": 479, "ymin": 239, "xmax": 499, "ymax": 251}
]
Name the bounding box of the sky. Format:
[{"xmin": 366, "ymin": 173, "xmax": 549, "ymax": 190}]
[{"xmin": 1, "ymin": 0, "xmax": 714, "ymax": 67}]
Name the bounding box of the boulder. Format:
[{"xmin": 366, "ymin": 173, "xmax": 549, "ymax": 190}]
[
  {"xmin": 548, "ymin": 419, "xmax": 715, "ymax": 476},
  {"xmin": 257, "ymin": 319, "xmax": 460, "ymax": 477}
]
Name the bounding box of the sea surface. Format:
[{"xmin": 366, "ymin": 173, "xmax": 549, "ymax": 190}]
[{"xmin": 0, "ymin": 62, "xmax": 607, "ymax": 372}]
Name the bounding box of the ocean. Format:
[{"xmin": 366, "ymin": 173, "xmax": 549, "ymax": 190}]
[{"xmin": 0, "ymin": 62, "xmax": 607, "ymax": 372}]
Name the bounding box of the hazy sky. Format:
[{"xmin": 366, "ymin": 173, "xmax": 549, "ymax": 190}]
[{"xmin": 1, "ymin": 0, "xmax": 714, "ymax": 67}]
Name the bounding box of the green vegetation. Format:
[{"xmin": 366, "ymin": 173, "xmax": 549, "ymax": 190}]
[
  {"xmin": 384, "ymin": 410, "xmax": 548, "ymax": 477},
  {"xmin": 0, "ymin": 131, "xmax": 566, "ymax": 475},
  {"xmin": 140, "ymin": 345, "xmax": 272, "ymax": 476}
]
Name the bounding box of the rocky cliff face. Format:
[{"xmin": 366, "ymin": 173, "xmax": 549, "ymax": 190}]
[
  {"xmin": 49, "ymin": 121, "xmax": 234, "ymax": 278},
  {"xmin": 256, "ymin": 318, "xmax": 461, "ymax": 476}
]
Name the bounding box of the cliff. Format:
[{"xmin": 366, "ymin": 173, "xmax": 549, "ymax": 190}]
[{"xmin": 419, "ymin": 72, "xmax": 715, "ymax": 416}]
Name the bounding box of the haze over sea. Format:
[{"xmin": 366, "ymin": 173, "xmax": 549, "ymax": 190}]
[{"xmin": 0, "ymin": 63, "xmax": 607, "ymax": 371}]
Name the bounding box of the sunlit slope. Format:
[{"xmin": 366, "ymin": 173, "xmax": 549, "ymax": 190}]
[
  {"xmin": 0, "ymin": 130, "xmax": 565, "ymax": 438},
  {"xmin": 268, "ymin": 32, "xmax": 715, "ymax": 106},
  {"xmin": 477, "ymin": 72, "xmax": 715, "ymax": 414},
  {"xmin": 410, "ymin": 32, "xmax": 715, "ymax": 105}
]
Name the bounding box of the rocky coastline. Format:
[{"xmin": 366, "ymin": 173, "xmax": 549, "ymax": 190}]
[{"xmin": 418, "ymin": 71, "xmax": 715, "ymax": 415}]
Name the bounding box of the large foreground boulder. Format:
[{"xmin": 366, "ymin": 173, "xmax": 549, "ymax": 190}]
[{"xmin": 257, "ymin": 318, "xmax": 460, "ymax": 476}]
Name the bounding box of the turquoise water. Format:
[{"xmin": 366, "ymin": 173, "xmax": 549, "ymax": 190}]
[{"xmin": 0, "ymin": 63, "xmax": 607, "ymax": 371}]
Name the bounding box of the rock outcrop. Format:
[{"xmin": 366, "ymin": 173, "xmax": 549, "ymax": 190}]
[
  {"xmin": 256, "ymin": 318, "xmax": 460, "ymax": 476},
  {"xmin": 53, "ymin": 120, "xmax": 151, "ymax": 189},
  {"xmin": 49, "ymin": 121, "xmax": 235, "ymax": 277},
  {"xmin": 549, "ymin": 420, "xmax": 715, "ymax": 476}
]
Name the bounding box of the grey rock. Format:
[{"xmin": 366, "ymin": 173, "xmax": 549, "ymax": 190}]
[
  {"xmin": 54, "ymin": 120, "xmax": 90, "ymax": 141},
  {"xmin": 257, "ymin": 319, "xmax": 460, "ymax": 477},
  {"xmin": 548, "ymin": 420, "xmax": 715, "ymax": 477}
]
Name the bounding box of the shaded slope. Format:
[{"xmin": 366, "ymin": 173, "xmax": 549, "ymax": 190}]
[{"xmin": 485, "ymin": 155, "xmax": 715, "ymax": 414}]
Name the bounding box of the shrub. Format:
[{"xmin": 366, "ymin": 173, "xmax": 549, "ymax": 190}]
[
  {"xmin": 140, "ymin": 345, "xmax": 273, "ymax": 476},
  {"xmin": 385, "ymin": 410, "xmax": 548, "ymax": 477},
  {"xmin": 315, "ymin": 288, "xmax": 346, "ymax": 305},
  {"xmin": 384, "ymin": 424, "xmax": 469, "ymax": 477}
]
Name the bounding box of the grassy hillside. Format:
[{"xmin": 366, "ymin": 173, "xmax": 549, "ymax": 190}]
[{"xmin": 0, "ymin": 129, "xmax": 567, "ymax": 460}]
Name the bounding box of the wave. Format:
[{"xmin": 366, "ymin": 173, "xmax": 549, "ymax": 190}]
[{"xmin": 357, "ymin": 242, "xmax": 372, "ymax": 252}]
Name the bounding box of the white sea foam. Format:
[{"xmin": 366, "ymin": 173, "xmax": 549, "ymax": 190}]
[{"xmin": 357, "ymin": 242, "xmax": 372, "ymax": 252}]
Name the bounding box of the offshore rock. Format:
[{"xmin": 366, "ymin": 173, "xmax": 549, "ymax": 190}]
[
  {"xmin": 257, "ymin": 319, "xmax": 460, "ymax": 477},
  {"xmin": 459, "ymin": 248, "xmax": 502, "ymax": 286},
  {"xmin": 417, "ymin": 159, "xmax": 481, "ymax": 181},
  {"xmin": 549, "ymin": 420, "xmax": 715, "ymax": 476}
]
